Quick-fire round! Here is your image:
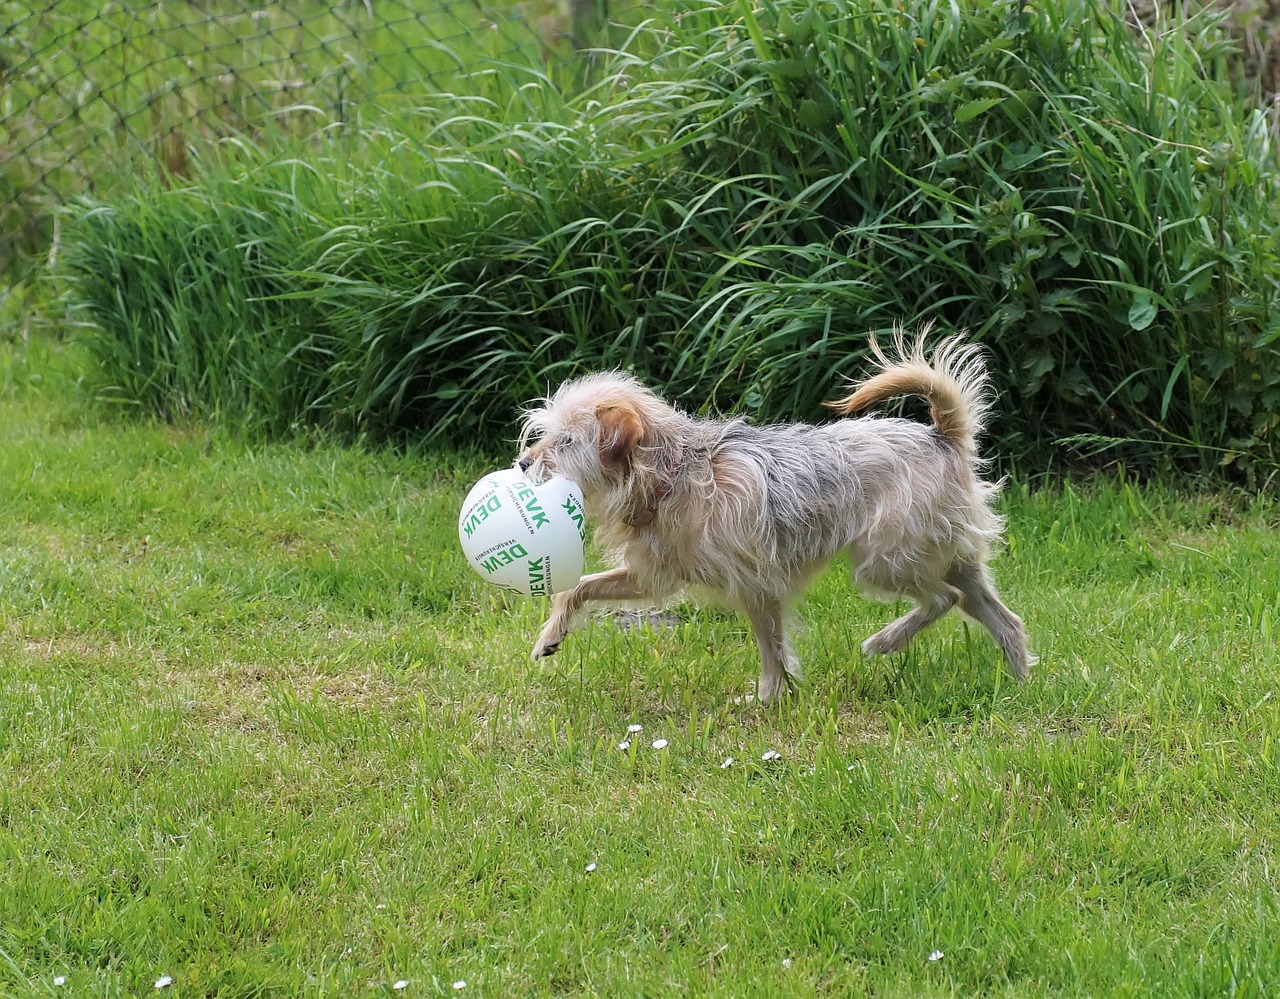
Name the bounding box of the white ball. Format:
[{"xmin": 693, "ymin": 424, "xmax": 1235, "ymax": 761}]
[{"xmin": 458, "ymin": 467, "xmax": 586, "ymax": 597}]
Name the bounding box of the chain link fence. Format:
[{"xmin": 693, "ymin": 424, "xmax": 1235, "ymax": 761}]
[
  {"xmin": 7, "ymin": 0, "xmax": 1278, "ymax": 332},
  {"xmin": 1, "ymin": 0, "xmax": 625, "ymax": 298}
]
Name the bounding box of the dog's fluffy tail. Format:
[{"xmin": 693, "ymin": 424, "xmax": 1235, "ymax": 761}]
[{"xmin": 824, "ymin": 324, "xmax": 991, "ymax": 453}]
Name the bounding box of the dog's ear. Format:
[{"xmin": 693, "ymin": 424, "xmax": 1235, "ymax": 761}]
[{"xmin": 595, "ymin": 402, "xmax": 644, "ymax": 472}]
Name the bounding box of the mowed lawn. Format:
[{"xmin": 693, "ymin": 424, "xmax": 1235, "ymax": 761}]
[{"xmin": 1, "ymin": 342, "xmax": 1278, "ymax": 997}]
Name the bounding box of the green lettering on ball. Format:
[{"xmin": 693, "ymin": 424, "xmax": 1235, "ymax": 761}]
[
  {"xmin": 514, "ymin": 483, "xmax": 551, "ymax": 529},
  {"xmin": 462, "ymin": 494, "xmax": 503, "ymax": 539},
  {"xmin": 479, "ymin": 541, "xmax": 528, "ymax": 575},
  {"xmin": 527, "ymin": 556, "xmax": 548, "ymax": 596},
  {"xmin": 561, "ymin": 497, "xmax": 585, "ymax": 541}
]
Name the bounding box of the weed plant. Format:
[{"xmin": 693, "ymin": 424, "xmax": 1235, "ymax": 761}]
[{"xmin": 63, "ymin": 0, "xmax": 1280, "ymax": 476}]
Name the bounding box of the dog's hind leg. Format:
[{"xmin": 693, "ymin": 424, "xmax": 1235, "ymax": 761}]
[
  {"xmin": 745, "ymin": 599, "xmax": 803, "ymax": 704},
  {"xmin": 531, "ymin": 567, "xmax": 645, "ymax": 660},
  {"xmin": 861, "ymin": 586, "xmax": 960, "ymax": 657},
  {"xmin": 945, "ymin": 562, "xmax": 1034, "ymax": 680}
]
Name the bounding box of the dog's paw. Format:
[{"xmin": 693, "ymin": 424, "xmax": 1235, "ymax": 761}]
[
  {"xmin": 861, "ymin": 629, "xmax": 908, "ymax": 657},
  {"xmin": 756, "ymin": 673, "xmax": 791, "ymax": 706},
  {"xmin": 1005, "ymin": 649, "xmax": 1037, "ymax": 682},
  {"xmin": 531, "ymin": 621, "xmax": 566, "ymax": 660}
]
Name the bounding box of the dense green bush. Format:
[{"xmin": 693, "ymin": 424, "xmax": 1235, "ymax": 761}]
[
  {"xmin": 682, "ymin": 0, "xmax": 1280, "ymax": 475},
  {"xmin": 64, "ymin": 0, "xmax": 1280, "ymax": 476}
]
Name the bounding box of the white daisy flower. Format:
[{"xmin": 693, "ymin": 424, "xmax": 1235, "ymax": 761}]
[
  {"xmin": 720, "ymin": 757, "xmax": 734, "ymax": 769},
  {"xmin": 627, "ymin": 724, "xmax": 643, "ymax": 734},
  {"xmin": 651, "ymin": 738, "xmax": 668, "ymax": 750},
  {"xmin": 155, "ymin": 976, "xmax": 173, "ymax": 989},
  {"xmin": 928, "ymin": 949, "xmax": 944, "ymax": 962},
  {"xmin": 761, "ymin": 749, "xmax": 781, "ymax": 761}
]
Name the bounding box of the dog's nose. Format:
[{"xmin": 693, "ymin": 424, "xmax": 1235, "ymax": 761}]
[{"xmin": 517, "ymin": 457, "xmax": 531, "ymax": 472}]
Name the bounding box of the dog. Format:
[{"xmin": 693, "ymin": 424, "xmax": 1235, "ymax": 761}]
[{"xmin": 516, "ymin": 327, "xmax": 1033, "ymax": 703}]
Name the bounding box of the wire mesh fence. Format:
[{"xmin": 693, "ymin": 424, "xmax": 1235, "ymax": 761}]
[{"xmin": 1, "ymin": 0, "xmax": 625, "ymax": 288}]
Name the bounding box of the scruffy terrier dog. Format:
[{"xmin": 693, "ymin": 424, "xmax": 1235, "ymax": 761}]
[{"xmin": 517, "ymin": 328, "xmax": 1033, "ymax": 703}]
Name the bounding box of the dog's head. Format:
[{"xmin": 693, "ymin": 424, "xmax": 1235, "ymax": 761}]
[{"xmin": 517, "ymin": 373, "xmax": 657, "ymax": 494}]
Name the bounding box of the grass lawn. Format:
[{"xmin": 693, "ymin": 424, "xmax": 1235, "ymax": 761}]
[{"xmin": 1, "ymin": 339, "xmax": 1278, "ymax": 997}]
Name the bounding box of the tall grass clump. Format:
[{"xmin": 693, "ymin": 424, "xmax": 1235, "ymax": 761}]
[
  {"xmin": 63, "ymin": 0, "xmax": 1280, "ymax": 476},
  {"xmin": 678, "ymin": 0, "xmax": 1280, "ymax": 475}
]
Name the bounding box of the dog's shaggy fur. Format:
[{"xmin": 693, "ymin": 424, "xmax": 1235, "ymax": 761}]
[{"xmin": 517, "ymin": 328, "xmax": 1033, "ymax": 703}]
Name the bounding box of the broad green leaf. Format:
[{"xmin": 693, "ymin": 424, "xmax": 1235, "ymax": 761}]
[
  {"xmin": 954, "ymin": 97, "xmax": 1005, "ymax": 123},
  {"xmin": 1128, "ymin": 292, "xmax": 1158, "ymax": 331}
]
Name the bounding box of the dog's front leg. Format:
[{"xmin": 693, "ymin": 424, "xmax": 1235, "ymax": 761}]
[
  {"xmin": 531, "ymin": 567, "xmax": 645, "ymax": 660},
  {"xmin": 745, "ymin": 599, "xmax": 802, "ymax": 704}
]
